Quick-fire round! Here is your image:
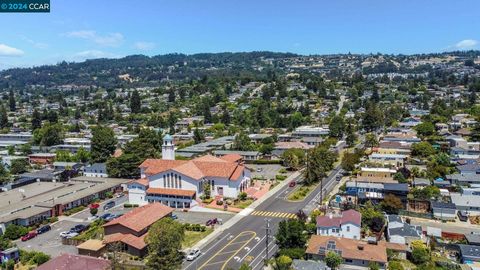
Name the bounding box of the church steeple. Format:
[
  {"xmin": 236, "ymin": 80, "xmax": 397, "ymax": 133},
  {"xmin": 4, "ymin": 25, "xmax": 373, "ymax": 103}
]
[{"xmin": 162, "ymin": 134, "xmax": 175, "ymax": 160}]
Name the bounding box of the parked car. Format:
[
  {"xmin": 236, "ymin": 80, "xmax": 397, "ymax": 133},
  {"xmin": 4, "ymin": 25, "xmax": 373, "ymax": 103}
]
[
  {"xmin": 256, "ymin": 168, "xmax": 263, "ymax": 172},
  {"xmin": 87, "ymin": 215, "xmax": 99, "ymax": 221},
  {"xmin": 36, "ymin": 225, "xmax": 51, "ymax": 234},
  {"xmin": 60, "ymin": 231, "xmax": 71, "ymax": 238},
  {"xmin": 186, "ymin": 249, "xmax": 201, "ymax": 261},
  {"xmin": 171, "ymin": 214, "xmax": 178, "ymax": 220},
  {"xmin": 70, "ymin": 224, "xmax": 88, "ymax": 233},
  {"xmin": 115, "ymin": 193, "xmax": 125, "ymax": 198},
  {"xmin": 206, "ymin": 218, "xmax": 218, "ymax": 226},
  {"xmin": 100, "ymin": 213, "xmax": 116, "ymax": 221},
  {"xmin": 336, "ymin": 175, "xmax": 342, "ymax": 181},
  {"xmin": 90, "ymin": 203, "xmax": 100, "ymax": 209},
  {"xmin": 104, "ymin": 201, "xmax": 115, "ymax": 210},
  {"xmin": 21, "ymin": 231, "xmax": 37, "ymax": 241},
  {"xmin": 289, "ymin": 181, "xmax": 296, "ymax": 187},
  {"xmin": 64, "ymin": 232, "xmax": 79, "ymax": 239},
  {"xmin": 458, "ymin": 211, "xmax": 468, "ymax": 222}
]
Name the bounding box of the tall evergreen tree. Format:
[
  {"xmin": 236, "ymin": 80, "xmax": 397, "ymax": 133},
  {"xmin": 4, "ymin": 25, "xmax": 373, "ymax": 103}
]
[
  {"xmin": 31, "ymin": 109, "xmax": 42, "ymax": 130},
  {"xmin": 8, "ymin": 90, "xmax": 15, "ymax": 112},
  {"xmin": 90, "ymin": 126, "xmax": 117, "ymax": 163},
  {"xmin": 130, "ymin": 90, "xmax": 141, "ymax": 113},
  {"xmin": 0, "ymin": 104, "xmax": 8, "ymax": 129}
]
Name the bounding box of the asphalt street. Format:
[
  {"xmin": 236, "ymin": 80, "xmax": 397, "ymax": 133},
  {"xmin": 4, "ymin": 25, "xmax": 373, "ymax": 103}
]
[{"xmin": 183, "ymin": 165, "xmax": 344, "ymax": 270}]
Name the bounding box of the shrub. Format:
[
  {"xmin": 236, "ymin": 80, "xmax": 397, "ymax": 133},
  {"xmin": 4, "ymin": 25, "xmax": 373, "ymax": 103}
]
[
  {"xmin": 105, "ymin": 191, "xmax": 113, "ymax": 198},
  {"xmin": 238, "ymin": 192, "xmax": 247, "ymax": 201},
  {"xmin": 216, "ymin": 200, "xmax": 224, "ymax": 206},
  {"xmin": 124, "ymin": 203, "xmax": 132, "ymax": 208},
  {"xmin": 4, "ymin": 224, "xmax": 29, "ymax": 240},
  {"xmin": 275, "ymin": 174, "xmax": 287, "ymax": 181},
  {"xmin": 278, "ymin": 248, "xmax": 305, "ymax": 259},
  {"xmin": 388, "ymin": 261, "xmax": 404, "ymax": 270}
]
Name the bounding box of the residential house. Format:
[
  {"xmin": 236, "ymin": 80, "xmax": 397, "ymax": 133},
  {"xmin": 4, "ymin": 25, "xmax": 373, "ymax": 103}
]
[
  {"xmin": 213, "ymin": 150, "xmax": 260, "ymax": 161},
  {"xmin": 291, "ymin": 260, "xmax": 327, "ymax": 270},
  {"xmin": 316, "ymin": 210, "xmax": 361, "ymax": 239},
  {"xmin": 368, "ymin": 153, "xmax": 407, "ymax": 167},
  {"xmin": 36, "ymin": 253, "xmax": 111, "ymax": 270},
  {"xmin": 430, "ymin": 201, "xmax": 457, "ymax": 221},
  {"xmin": 386, "ymin": 215, "xmax": 423, "ymax": 245},
  {"xmin": 103, "ymin": 202, "xmax": 173, "ymax": 257},
  {"xmin": 457, "ymin": 244, "xmax": 480, "ymax": 263},
  {"xmin": 450, "ymin": 193, "xmax": 480, "ymax": 215},
  {"xmin": 28, "ymin": 153, "xmax": 56, "ymax": 165},
  {"xmin": 0, "ymin": 247, "xmax": 19, "ymax": 264},
  {"xmin": 346, "ymin": 181, "xmax": 409, "ymax": 203},
  {"xmin": 84, "ymin": 163, "xmax": 108, "ymax": 178},
  {"xmin": 446, "ymin": 174, "xmax": 480, "ymax": 186},
  {"xmin": 305, "ymin": 235, "xmax": 388, "ymax": 270}
]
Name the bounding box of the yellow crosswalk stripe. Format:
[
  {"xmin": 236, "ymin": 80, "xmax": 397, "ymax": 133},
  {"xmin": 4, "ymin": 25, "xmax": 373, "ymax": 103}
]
[{"xmin": 251, "ymin": 211, "xmax": 298, "ymax": 219}]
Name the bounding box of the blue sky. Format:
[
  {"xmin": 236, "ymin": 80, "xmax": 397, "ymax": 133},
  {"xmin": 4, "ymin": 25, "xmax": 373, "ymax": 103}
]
[{"xmin": 0, "ymin": 0, "xmax": 479, "ymax": 68}]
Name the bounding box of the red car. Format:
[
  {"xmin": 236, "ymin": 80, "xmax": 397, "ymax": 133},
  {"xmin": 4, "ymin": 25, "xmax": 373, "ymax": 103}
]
[
  {"xmin": 90, "ymin": 203, "xmax": 100, "ymax": 209},
  {"xmin": 289, "ymin": 181, "xmax": 296, "ymax": 187},
  {"xmin": 21, "ymin": 231, "xmax": 37, "ymax": 241}
]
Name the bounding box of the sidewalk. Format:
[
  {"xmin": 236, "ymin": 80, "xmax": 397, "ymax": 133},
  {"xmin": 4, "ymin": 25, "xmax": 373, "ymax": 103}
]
[{"xmin": 188, "ymin": 170, "xmax": 302, "ymax": 251}]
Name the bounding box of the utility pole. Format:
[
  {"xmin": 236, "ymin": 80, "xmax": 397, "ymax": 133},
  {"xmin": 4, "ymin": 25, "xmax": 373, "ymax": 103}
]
[{"xmin": 264, "ymin": 218, "xmax": 271, "ymax": 265}]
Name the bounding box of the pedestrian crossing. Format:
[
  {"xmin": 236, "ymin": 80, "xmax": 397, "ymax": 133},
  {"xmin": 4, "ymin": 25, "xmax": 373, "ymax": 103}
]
[{"xmin": 250, "ymin": 210, "xmax": 297, "ymax": 219}]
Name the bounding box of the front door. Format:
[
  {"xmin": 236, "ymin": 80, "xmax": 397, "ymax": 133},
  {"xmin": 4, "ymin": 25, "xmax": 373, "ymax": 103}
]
[{"xmin": 217, "ymin": 187, "xmax": 224, "ymax": 196}]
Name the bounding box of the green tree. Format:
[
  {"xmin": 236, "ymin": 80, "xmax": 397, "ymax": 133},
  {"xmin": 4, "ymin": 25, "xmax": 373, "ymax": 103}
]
[
  {"xmin": 74, "ymin": 147, "xmax": 91, "ymax": 163},
  {"xmin": 106, "ymin": 154, "xmax": 142, "ymax": 179},
  {"xmin": 274, "ymin": 255, "xmax": 293, "ymax": 270},
  {"xmin": 345, "ymin": 120, "xmax": 357, "ymax": 147},
  {"xmin": 232, "ymin": 132, "xmax": 254, "ymax": 151},
  {"xmin": 304, "ymin": 146, "xmax": 337, "ymax": 185},
  {"xmin": 193, "ymin": 128, "xmax": 205, "ymax": 144},
  {"xmin": 91, "ymin": 126, "xmax": 117, "ymax": 163},
  {"xmin": 90, "ymin": 207, "xmax": 98, "ymax": 216},
  {"xmin": 411, "ymin": 241, "xmax": 430, "ymax": 264},
  {"xmin": 380, "ymin": 194, "xmax": 403, "ymax": 214},
  {"xmin": 276, "ymin": 219, "xmax": 307, "ymax": 250},
  {"xmin": 8, "ymin": 90, "xmax": 15, "ymax": 112},
  {"xmin": 281, "ymin": 148, "xmax": 305, "ymax": 170},
  {"xmin": 0, "ymin": 104, "xmax": 8, "ymax": 129},
  {"xmin": 146, "ymin": 218, "xmax": 185, "ymax": 270},
  {"xmin": 31, "ymin": 109, "xmax": 42, "ymax": 130},
  {"xmin": 393, "ymin": 172, "xmax": 407, "ymax": 183},
  {"xmin": 329, "ymin": 115, "xmax": 345, "ymax": 139},
  {"xmin": 411, "ymin": 142, "xmax": 436, "ymax": 158},
  {"xmin": 325, "ymin": 251, "xmax": 343, "ymax": 270},
  {"xmin": 33, "ymin": 123, "xmax": 64, "ymax": 146},
  {"xmin": 3, "ymin": 224, "xmax": 29, "ymax": 240},
  {"xmin": 369, "ymin": 261, "xmax": 380, "ymax": 270},
  {"xmin": 9, "ymin": 159, "xmax": 29, "ymax": 175},
  {"xmin": 238, "ymin": 263, "xmax": 252, "ymax": 270},
  {"xmin": 364, "ymin": 133, "xmax": 378, "ymax": 148},
  {"xmin": 20, "ymin": 143, "xmax": 32, "ymax": 155},
  {"xmin": 414, "ymin": 122, "xmax": 436, "ymax": 138},
  {"xmin": 130, "ymin": 90, "xmax": 142, "ymax": 114}
]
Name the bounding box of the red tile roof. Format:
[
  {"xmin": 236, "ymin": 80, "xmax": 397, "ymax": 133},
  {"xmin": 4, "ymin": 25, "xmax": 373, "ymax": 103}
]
[
  {"xmin": 104, "ymin": 233, "xmax": 147, "ymax": 250},
  {"xmin": 36, "ymin": 253, "xmax": 111, "ymax": 270},
  {"xmin": 220, "ymin": 154, "xmax": 242, "ymax": 163},
  {"xmin": 306, "ymin": 235, "xmax": 388, "ymax": 263},
  {"xmin": 130, "ymin": 178, "xmax": 149, "ymax": 187},
  {"xmin": 139, "ymin": 155, "xmax": 246, "ymax": 181},
  {"xmin": 316, "ymin": 210, "xmax": 361, "ymax": 227},
  {"xmin": 103, "ymin": 202, "xmax": 173, "ymax": 233},
  {"xmin": 147, "ymin": 187, "xmax": 196, "ymax": 197}
]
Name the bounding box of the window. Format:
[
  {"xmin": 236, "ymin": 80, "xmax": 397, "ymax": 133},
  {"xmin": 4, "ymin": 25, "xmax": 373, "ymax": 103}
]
[
  {"xmin": 346, "ymin": 226, "xmax": 350, "ymax": 232},
  {"xmin": 346, "ymin": 259, "xmax": 353, "ymax": 263},
  {"xmin": 179, "ymin": 176, "xmax": 182, "ymax": 188}
]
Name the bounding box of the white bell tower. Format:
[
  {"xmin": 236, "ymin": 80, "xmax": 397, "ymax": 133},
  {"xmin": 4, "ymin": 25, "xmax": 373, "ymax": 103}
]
[{"xmin": 162, "ymin": 134, "xmax": 175, "ymax": 160}]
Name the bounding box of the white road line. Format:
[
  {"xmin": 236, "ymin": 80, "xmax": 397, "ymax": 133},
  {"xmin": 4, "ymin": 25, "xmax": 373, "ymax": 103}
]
[
  {"xmin": 250, "ymin": 242, "xmax": 277, "ymax": 270},
  {"xmin": 239, "ymin": 235, "xmax": 266, "ymax": 262},
  {"xmin": 183, "ymin": 233, "xmax": 231, "ymax": 270}
]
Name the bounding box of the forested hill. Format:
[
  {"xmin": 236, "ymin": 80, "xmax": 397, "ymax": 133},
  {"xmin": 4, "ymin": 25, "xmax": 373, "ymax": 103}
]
[{"xmin": 0, "ymin": 52, "xmax": 298, "ymax": 89}]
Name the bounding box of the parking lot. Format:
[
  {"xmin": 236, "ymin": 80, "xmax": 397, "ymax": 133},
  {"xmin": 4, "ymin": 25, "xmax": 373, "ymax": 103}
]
[
  {"xmin": 16, "ymin": 195, "xmax": 234, "ymax": 257},
  {"xmin": 16, "ymin": 196, "xmax": 128, "ymax": 257},
  {"xmin": 245, "ymin": 164, "xmax": 286, "ymax": 180}
]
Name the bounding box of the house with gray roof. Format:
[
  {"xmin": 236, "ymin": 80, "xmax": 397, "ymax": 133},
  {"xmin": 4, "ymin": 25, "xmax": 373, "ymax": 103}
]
[
  {"xmin": 446, "ymin": 174, "xmax": 480, "ymax": 186},
  {"xmin": 386, "ymin": 215, "xmax": 423, "ymax": 245},
  {"xmin": 458, "ymin": 244, "xmax": 480, "ymax": 263},
  {"xmin": 291, "ymin": 260, "xmax": 327, "ymax": 270},
  {"xmin": 450, "ymin": 193, "xmax": 480, "ymax": 215}
]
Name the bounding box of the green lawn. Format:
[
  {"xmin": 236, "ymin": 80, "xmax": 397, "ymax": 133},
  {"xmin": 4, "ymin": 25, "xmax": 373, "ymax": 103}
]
[
  {"xmin": 182, "ymin": 228, "xmax": 213, "ymax": 249},
  {"xmin": 234, "ymin": 199, "xmax": 254, "ymax": 209},
  {"xmin": 287, "ymin": 185, "xmax": 314, "ymax": 201}
]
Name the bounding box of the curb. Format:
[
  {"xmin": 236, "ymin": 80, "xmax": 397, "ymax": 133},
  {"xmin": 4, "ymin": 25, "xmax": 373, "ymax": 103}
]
[{"xmin": 187, "ymin": 170, "xmax": 302, "ymax": 251}]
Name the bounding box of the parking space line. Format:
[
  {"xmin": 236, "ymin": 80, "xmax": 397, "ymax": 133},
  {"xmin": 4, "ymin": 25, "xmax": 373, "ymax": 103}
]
[
  {"xmin": 221, "ymin": 231, "xmax": 257, "ymax": 270},
  {"xmin": 198, "ymin": 231, "xmax": 255, "ymax": 270}
]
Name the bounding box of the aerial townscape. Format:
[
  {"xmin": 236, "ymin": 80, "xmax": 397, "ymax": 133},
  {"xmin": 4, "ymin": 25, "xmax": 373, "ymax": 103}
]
[{"xmin": 0, "ymin": 1, "xmax": 480, "ymax": 270}]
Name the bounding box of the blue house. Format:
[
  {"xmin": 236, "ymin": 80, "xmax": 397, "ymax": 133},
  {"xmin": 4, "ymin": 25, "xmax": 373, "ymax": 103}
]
[{"xmin": 0, "ymin": 247, "xmax": 19, "ymax": 263}]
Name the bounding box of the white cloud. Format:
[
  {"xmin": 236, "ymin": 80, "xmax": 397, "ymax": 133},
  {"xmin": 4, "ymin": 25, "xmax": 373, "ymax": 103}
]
[
  {"xmin": 74, "ymin": 50, "xmax": 115, "ymax": 58},
  {"xmin": 0, "ymin": 44, "xmax": 24, "ymax": 57},
  {"xmin": 455, "ymin": 39, "xmax": 478, "ymax": 49},
  {"xmin": 20, "ymin": 36, "xmax": 48, "ymax": 49},
  {"xmin": 134, "ymin": 41, "xmax": 155, "ymax": 51},
  {"xmin": 65, "ymin": 30, "xmax": 124, "ymax": 47}
]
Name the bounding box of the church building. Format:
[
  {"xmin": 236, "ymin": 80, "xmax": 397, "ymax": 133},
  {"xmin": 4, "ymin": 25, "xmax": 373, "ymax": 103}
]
[{"xmin": 128, "ymin": 135, "xmax": 252, "ymax": 208}]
